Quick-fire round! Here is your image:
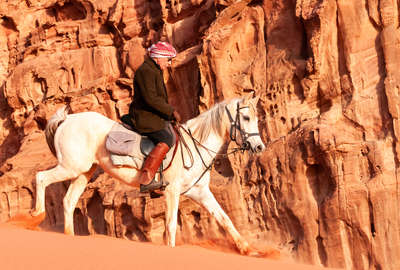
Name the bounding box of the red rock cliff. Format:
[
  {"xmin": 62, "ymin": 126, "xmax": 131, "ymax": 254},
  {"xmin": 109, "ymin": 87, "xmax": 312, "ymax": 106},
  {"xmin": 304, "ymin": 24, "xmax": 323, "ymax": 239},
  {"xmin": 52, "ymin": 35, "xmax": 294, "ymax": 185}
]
[{"xmin": 1, "ymin": 0, "xmax": 400, "ymax": 269}]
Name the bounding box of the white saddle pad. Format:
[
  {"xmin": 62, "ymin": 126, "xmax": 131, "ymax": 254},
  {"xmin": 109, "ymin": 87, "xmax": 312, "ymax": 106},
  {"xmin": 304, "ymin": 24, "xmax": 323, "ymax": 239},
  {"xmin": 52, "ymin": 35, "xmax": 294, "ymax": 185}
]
[{"xmin": 106, "ymin": 123, "xmax": 177, "ymax": 170}]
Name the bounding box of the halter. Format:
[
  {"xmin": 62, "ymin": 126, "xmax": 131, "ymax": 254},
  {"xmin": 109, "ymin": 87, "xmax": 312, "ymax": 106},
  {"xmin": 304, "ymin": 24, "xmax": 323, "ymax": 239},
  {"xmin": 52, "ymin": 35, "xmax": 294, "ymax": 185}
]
[{"xmin": 225, "ymin": 102, "xmax": 260, "ymax": 150}]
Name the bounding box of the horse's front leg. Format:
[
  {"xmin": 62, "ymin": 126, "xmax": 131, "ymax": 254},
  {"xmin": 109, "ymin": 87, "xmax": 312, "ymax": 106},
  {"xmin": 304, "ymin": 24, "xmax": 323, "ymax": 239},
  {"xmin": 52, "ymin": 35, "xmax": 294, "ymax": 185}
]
[
  {"xmin": 185, "ymin": 177, "xmax": 251, "ymax": 255},
  {"xmin": 164, "ymin": 182, "xmax": 181, "ymax": 246}
]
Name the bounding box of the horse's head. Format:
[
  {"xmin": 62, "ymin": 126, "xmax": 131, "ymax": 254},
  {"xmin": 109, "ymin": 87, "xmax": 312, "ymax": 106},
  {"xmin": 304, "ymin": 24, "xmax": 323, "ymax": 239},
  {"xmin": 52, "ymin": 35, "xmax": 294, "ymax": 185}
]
[{"xmin": 225, "ymin": 95, "xmax": 265, "ymax": 154}]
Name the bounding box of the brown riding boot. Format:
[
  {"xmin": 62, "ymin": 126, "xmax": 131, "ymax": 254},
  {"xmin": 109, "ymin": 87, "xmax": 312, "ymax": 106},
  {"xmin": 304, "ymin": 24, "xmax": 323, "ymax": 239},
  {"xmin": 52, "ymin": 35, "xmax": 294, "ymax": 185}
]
[{"xmin": 139, "ymin": 142, "xmax": 170, "ymax": 193}]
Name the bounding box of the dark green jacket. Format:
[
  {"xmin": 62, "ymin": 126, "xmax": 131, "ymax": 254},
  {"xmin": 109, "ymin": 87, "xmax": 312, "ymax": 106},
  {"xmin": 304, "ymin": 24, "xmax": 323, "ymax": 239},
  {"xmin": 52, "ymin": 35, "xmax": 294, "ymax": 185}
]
[{"xmin": 129, "ymin": 57, "xmax": 174, "ymax": 133}]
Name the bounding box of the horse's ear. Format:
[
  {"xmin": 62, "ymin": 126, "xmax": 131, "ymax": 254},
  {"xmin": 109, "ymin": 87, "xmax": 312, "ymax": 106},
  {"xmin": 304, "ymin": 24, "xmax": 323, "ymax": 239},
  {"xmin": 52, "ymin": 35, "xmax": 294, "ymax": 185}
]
[
  {"xmin": 241, "ymin": 92, "xmax": 254, "ymax": 105},
  {"xmin": 252, "ymin": 95, "xmax": 260, "ymax": 105},
  {"xmin": 247, "ymin": 95, "xmax": 260, "ymax": 108}
]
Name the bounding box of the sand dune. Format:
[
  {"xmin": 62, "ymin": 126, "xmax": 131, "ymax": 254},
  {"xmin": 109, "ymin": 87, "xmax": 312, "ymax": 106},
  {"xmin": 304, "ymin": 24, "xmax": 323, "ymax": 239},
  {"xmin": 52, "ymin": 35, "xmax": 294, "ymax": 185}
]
[{"xmin": 0, "ymin": 223, "xmax": 339, "ymax": 270}]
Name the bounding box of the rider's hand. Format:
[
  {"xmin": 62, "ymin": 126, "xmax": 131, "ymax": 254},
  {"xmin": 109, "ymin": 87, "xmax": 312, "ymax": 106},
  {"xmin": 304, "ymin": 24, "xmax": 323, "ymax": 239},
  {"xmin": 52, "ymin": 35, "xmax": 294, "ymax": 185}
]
[{"xmin": 173, "ymin": 110, "xmax": 181, "ymax": 123}]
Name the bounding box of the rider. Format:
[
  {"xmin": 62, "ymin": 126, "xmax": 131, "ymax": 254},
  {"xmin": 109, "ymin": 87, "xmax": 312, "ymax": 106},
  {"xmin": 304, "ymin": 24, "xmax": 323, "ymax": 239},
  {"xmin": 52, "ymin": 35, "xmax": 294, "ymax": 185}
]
[{"xmin": 129, "ymin": 41, "xmax": 181, "ymax": 193}]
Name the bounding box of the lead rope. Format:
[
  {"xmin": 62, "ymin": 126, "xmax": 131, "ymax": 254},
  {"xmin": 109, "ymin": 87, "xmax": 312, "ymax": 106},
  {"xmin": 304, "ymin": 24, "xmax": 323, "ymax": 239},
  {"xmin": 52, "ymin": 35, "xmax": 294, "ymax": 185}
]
[
  {"xmin": 180, "ymin": 159, "xmax": 215, "ymax": 195},
  {"xmin": 188, "ymin": 128, "xmax": 209, "ymax": 167}
]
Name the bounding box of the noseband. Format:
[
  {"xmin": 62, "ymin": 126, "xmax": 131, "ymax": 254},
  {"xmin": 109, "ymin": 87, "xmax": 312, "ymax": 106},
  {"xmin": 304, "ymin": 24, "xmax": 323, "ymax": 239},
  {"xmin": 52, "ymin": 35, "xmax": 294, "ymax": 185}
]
[{"xmin": 225, "ymin": 102, "xmax": 260, "ymax": 150}]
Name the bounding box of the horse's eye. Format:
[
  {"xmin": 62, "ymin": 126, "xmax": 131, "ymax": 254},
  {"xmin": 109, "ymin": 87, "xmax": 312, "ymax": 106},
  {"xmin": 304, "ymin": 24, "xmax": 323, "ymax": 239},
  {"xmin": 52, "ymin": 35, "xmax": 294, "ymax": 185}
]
[{"xmin": 243, "ymin": 115, "xmax": 250, "ymax": 121}]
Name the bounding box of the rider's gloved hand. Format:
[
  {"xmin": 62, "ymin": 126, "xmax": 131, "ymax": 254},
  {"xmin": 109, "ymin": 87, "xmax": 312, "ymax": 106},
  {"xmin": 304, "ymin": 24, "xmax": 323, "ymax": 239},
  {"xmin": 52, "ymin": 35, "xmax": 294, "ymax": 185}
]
[{"xmin": 173, "ymin": 110, "xmax": 181, "ymax": 123}]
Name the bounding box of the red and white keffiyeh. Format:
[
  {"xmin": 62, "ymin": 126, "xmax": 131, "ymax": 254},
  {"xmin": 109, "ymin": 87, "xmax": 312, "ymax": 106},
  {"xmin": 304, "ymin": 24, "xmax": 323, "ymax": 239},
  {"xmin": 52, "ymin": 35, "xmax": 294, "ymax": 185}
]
[{"xmin": 148, "ymin": 42, "xmax": 177, "ymax": 58}]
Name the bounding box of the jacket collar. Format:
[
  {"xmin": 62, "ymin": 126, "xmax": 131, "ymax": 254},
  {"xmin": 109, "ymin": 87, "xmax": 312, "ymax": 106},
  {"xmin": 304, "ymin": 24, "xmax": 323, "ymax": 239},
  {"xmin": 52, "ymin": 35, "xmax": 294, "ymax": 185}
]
[{"xmin": 145, "ymin": 57, "xmax": 161, "ymax": 71}]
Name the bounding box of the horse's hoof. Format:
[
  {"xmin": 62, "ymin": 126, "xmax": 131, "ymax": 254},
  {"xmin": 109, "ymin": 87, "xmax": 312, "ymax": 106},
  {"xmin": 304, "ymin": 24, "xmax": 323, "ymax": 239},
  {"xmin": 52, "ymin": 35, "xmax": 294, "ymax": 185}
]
[
  {"xmin": 31, "ymin": 210, "xmax": 44, "ymax": 217},
  {"xmin": 64, "ymin": 228, "xmax": 74, "ymax": 236},
  {"xmin": 247, "ymin": 249, "xmax": 262, "ymax": 257},
  {"xmin": 27, "ymin": 211, "xmax": 46, "ymax": 229},
  {"xmin": 237, "ymin": 243, "xmax": 251, "ymax": 256},
  {"xmin": 247, "ymin": 247, "xmax": 281, "ymax": 259},
  {"xmin": 30, "ymin": 211, "xmax": 46, "ymax": 225}
]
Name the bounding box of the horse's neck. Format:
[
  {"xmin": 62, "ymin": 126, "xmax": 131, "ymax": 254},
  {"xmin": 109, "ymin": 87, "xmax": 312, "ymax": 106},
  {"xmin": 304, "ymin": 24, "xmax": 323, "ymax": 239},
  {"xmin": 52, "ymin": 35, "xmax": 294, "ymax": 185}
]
[
  {"xmin": 183, "ymin": 102, "xmax": 231, "ymax": 163},
  {"xmin": 203, "ymin": 131, "xmax": 226, "ymax": 153}
]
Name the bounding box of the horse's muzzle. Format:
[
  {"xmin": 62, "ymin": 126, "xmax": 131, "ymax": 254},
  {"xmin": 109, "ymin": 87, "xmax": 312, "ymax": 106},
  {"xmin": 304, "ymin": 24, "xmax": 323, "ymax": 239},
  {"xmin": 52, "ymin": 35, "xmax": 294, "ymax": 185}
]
[{"xmin": 251, "ymin": 143, "xmax": 265, "ymax": 153}]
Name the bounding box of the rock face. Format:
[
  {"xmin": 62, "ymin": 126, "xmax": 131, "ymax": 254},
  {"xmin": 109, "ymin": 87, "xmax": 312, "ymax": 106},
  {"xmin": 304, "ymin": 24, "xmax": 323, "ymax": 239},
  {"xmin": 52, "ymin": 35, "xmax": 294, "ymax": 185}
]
[{"xmin": 1, "ymin": 0, "xmax": 400, "ymax": 269}]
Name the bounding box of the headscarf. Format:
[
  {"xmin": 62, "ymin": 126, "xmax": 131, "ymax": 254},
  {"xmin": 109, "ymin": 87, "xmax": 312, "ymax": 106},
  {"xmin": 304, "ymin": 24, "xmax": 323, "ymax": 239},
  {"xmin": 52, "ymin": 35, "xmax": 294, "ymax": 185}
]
[{"xmin": 148, "ymin": 41, "xmax": 177, "ymax": 58}]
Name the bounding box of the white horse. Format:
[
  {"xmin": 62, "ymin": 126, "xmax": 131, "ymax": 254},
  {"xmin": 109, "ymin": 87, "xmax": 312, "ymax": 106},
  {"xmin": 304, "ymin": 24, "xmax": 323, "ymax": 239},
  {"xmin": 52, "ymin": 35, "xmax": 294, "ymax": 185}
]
[{"xmin": 31, "ymin": 96, "xmax": 266, "ymax": 255}]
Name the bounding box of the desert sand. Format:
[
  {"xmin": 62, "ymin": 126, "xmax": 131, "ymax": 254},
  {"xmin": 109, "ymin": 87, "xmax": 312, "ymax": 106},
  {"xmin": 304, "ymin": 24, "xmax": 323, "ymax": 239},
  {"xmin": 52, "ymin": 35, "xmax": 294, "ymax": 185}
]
[{"xmin": 0, "ymin": 222, "xmax": 337, "ymax": 270}]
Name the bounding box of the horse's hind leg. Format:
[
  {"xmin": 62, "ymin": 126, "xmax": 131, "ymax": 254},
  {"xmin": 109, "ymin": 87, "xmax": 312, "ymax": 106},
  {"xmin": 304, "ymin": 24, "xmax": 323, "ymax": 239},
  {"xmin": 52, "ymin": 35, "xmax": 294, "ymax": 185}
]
[
  {"xmin": 63, "ymin": 167, "xmax": 95, "ymax": 235},
  {"xmin": 32, "ymin": 165, "xmax": 80, "ymax": 217}
]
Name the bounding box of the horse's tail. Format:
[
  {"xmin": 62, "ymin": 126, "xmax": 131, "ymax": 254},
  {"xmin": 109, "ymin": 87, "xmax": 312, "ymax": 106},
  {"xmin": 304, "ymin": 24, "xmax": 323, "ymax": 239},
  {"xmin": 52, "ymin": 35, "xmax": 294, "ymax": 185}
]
[{"xmin": 45, "ymin": 105, "xmax": 69, "ymax": 157}]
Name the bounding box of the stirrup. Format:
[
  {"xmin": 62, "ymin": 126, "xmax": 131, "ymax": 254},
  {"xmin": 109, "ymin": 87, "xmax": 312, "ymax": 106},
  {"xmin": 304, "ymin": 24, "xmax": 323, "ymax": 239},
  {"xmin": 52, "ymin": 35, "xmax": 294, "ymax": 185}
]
[{"xmin": 140, "ymin": 178, "xmax": 169, "ymax": 193}]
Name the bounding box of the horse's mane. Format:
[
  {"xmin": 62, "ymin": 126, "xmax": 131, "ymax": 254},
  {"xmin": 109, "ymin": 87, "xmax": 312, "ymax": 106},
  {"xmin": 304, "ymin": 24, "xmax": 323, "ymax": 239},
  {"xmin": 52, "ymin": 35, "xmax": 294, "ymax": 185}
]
[
  {"xmin": 45, "ymin": 106, "xmax": 69, "ymax": 157},
  {"xmin": 185, "ymin": 99, "xmax": 239, "ymax": 143}
]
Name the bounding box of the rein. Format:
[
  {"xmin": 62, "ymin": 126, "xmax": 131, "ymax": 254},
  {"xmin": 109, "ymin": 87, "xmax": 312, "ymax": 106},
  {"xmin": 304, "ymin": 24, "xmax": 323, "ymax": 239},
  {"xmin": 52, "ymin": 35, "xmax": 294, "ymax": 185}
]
[{"xmin": 175, "ymin": 103, "xmax": 258, "ymax": 195}]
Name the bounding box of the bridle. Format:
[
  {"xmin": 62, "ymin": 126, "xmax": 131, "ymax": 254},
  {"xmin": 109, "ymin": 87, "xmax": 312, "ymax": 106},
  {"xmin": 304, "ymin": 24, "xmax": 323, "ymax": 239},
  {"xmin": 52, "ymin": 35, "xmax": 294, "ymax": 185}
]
[
  {"xmin": 225, "ymin": 102, "xmax": 260, "ymax": 151},
  {"xmin": 176, "ymin": 102, "xmax": 261, "ymax": 195}
]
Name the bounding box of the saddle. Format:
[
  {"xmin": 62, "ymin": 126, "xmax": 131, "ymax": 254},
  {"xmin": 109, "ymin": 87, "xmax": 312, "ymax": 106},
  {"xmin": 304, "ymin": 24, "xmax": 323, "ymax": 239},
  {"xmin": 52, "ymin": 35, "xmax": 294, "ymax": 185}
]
[{"xmin": 105, "ymin": 115, "xmax": 177, "ymax": 170}]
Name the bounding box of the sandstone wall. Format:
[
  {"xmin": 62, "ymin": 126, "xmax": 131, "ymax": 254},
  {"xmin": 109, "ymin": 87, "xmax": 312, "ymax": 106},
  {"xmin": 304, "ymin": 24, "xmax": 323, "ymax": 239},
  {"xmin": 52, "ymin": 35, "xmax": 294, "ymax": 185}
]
[{"xmin": 1, "ymin": 0, "xmax": 400, "ymax": 269}]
